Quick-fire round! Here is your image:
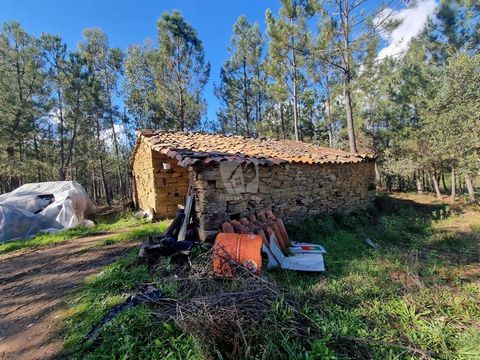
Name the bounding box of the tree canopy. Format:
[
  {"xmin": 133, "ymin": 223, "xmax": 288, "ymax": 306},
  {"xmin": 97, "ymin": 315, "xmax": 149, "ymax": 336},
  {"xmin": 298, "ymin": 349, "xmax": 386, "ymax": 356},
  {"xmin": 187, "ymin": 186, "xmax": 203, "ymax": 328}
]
[{"xmin": 1, "ymin": 1, "xmax": 479, "ymax": 202}]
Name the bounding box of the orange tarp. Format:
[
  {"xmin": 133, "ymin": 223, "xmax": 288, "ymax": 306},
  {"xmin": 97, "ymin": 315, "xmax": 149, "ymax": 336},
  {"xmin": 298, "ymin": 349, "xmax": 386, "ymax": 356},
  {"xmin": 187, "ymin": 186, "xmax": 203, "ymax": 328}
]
[{"xmin": 213, "ymin": 233, "xmax": 262, "ymax": 277}]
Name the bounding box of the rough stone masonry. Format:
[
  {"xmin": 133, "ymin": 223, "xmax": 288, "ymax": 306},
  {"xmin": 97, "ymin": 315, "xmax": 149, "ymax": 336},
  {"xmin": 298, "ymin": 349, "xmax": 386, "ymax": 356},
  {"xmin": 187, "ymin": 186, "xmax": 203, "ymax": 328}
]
[
  {"xmin": 191, "ymin": 160, "xmax": 375, "ymax": 238},
  {"xmin": 131, "ymin": 131, "xmax": 376, "ymax": 240}
]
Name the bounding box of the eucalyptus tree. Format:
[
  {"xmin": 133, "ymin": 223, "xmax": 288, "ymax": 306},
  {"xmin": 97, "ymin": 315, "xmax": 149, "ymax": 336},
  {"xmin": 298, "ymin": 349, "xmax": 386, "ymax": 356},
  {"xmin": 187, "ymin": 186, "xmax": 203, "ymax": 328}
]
[
  {"xmin": 216, "ymin": 16, "xmax": 265, "ymax": 136},
  {"xmin": 265, "ymin": 0, "xmax": 314, "ymax": 141},
  {"xmin": 153, "ymin": 11, "xmax": 210, "ymax": 131}
]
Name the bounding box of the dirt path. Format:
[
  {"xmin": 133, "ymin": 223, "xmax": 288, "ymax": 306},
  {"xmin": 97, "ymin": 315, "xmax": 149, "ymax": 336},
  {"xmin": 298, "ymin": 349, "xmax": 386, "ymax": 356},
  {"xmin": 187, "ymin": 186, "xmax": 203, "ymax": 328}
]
[{"xmin": 0, "ymin": 231, "xmax": 140, "ymax": 360}]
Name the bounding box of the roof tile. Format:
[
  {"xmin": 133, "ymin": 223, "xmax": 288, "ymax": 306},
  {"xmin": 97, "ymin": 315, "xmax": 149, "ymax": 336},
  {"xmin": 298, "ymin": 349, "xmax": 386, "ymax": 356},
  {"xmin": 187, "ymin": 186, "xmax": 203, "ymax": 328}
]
[{"xmin": 135, "ymin": 130, "xmax": 373, "ymax": 167}]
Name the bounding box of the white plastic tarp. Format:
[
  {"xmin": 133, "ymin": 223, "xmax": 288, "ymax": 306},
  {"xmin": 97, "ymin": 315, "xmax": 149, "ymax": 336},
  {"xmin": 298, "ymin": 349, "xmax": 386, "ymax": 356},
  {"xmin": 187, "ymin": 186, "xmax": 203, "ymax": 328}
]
[{"xmin": 0, "ymin": 181, "xmax": 94, "ymax": 243}]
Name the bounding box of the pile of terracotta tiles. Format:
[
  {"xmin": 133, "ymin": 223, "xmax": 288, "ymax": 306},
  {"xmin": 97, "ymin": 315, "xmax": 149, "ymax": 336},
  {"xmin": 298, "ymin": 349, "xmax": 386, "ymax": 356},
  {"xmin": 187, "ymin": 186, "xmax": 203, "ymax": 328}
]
[
  {"xmin": 219, "ymin": 210, "xmax": 326, "ymax": 272},
  {"xmin": 221, "ymin": 211, "xmax": 291, "ymax": 253}
]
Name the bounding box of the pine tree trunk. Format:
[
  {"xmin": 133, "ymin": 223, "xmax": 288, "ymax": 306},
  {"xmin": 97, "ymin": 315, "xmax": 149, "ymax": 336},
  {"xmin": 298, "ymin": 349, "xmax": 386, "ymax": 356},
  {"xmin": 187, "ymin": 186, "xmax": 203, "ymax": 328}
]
[
  {"xmin": 441, "ymin": 172, "xmax": 447, "ymax": 192},
  {"xmin": 293, "ymin": 85, "xmax": 299, "ymax": 141},
  {"xmin": 95, "ymin": 117, "xmax": 111, "ymax": 206},
  {"xmin": 343, "ymin": 72, "xmax": 357, "ymax": 153},
  {"xmin": 107, "ymin": 93, "xmax": 124, "ymax": 200},
  {"xmin": 65, "ymin": 87, "xmax": 80, "ymax": 175},
  {"xmin": 280, "ymin": 104, "xmax": 286, "ymax": 139},
  {"xmin": 340, "ymin": 2, "xmax": 357, "ymax": 154},
  {"xmin": 465, "ymin": 174, "xmax": 475, "ymax": 202},
  {"xmin": 328, "ymin": 127, "xmax": 333, "ymax": 148},
  {"xmin": 325, "ymin": 79, "xmax": 334, "ymax": 147},
  {"xmin": 33, "ymin": 131, "xmax": 41, "ymax": 182},
  {"xmin": 290, "ymin": 19, "xmax": 299, "ymax": 141},
  {"xmin": 374, "ymin": 162, "xmax": 382, "ymax": 189},
  {"xmin": 58, "ymin": 89, "xmax": 66, "ymax": 180},
  {"xmin": 242, "ymin": 59, "xmax": 250, "ymax": 137},
  {"xmin": 450, "ymin": 165, "xmax": 456, "ymax": 201},
  {"xmin": 415, "ymin": 170, "xmax": 423, "ymax": 194},
  {"xmin": 431, "ymin": 172, "xmax": 442, "ymax": 200}
]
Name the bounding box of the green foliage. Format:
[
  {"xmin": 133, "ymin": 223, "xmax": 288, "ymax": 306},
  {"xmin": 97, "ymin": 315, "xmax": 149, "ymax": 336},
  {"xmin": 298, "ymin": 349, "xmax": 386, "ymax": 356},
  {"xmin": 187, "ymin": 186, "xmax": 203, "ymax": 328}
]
[
  {"xmin": 124, "ymin": 11, "xmax": 210, "ymax": 132},
  {"xmin": 82, "ymin": 306, "xmax": 199, "ymax": 360},
  {"xmin": 215, "ymin": 16, "xmax": 265, "ymax": 136},
  {"xmin": 422, "ymin": 53, "xmax": 480, "ymax": 173},
  {"xmin": 265, "ymin": 0, "xmax": 313, "ymax": 140},
  {"xmin": 155, "ymin": 11, "xmax": 210, "ymax": 131}
]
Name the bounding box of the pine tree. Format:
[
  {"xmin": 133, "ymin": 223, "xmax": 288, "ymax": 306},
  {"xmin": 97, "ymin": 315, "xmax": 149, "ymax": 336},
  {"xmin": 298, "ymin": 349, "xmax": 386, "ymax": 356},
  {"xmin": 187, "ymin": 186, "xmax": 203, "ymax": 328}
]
[
  {"xmin": 265, "ymin": 0, "xmax": 313, "ymax": 141},
  {"xmin": 78, "ymin": 28, "xmax": 126, "ymax": 199},
  {"xmin": 153, "ymin": 11, "xmax": 210, "ymax": 131},
  {"xmin": 124, "ymin": 42, "xmax": 163, "ymax": 129},
  {"xmin": 317, "ymin": 0, "xmax": 401, "ymax": 153},
  {"xmin": 0, "ymin": 21, "xmax": 46, "ymax": 189},
  {"xmin": 215, "ymin": 16, "xmax": 265, "ymax": 136}
]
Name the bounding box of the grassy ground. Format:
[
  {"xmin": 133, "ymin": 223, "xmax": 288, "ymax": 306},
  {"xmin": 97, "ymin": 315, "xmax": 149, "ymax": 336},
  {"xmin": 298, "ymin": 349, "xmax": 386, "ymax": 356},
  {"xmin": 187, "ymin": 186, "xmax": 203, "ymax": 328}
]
[
  {"xmin": 61, "ymin": 194, "xmax": 480, "ymax": 359},
  {"xmin": 0, "ymin": 210, "xmax": 156, "ymax": 254}
]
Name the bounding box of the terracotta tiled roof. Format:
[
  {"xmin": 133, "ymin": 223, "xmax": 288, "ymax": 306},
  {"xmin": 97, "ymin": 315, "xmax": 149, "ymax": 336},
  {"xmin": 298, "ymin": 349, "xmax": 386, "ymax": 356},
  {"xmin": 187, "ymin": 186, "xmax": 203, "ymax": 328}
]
[{"xmin": 136, "ymin": 130, "xmax": 373, "ymax": 167}]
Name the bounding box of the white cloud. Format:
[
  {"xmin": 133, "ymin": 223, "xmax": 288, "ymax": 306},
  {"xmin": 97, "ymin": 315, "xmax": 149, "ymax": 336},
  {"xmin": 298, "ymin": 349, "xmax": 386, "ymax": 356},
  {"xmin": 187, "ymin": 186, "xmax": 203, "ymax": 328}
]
[
  {"xmin": 377, "ymin": 0, "xmax": 437, "ymax": 60},
  {"xmin": 100, "ymin": 124, "xmax": 129, "ymax": 148}
]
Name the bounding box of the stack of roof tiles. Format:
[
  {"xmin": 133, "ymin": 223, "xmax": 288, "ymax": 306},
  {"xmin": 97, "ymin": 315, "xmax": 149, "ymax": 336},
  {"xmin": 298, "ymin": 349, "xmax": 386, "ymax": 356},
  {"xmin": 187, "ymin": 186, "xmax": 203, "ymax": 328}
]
[{"xmin": 135, "ymin": 130, "xmax": 373, "ymax": 167}]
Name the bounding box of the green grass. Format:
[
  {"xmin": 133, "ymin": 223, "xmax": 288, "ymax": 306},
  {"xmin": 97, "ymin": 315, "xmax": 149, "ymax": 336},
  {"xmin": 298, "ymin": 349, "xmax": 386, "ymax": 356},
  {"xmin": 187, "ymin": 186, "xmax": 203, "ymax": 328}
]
[
  {"xmin": 96, "ymin": 222, "xmax": 170, "ymax": 246},
  {"xmin": 0, "ymin": 227, "xmax": 98, "ymax": 254},
  {"xmin": 0, "ymin": 211, "xmax": 158, "ymax": 254},
  {"xmin": 62, "ymin": 249, "xmax": 201, "ymax": 360},
  {"xmin": 471, "ymin": 223, "xmax": 480, "ymax": 233},
  {"xmin": 61, "ymin": 194, "xmax": 480, "ymax": 359}
]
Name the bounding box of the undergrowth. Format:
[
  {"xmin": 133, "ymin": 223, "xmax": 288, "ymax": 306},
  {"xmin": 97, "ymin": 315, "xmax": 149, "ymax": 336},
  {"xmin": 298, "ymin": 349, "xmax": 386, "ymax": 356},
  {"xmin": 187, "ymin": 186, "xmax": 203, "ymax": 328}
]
[{"xmin": 61, "ymin": 194, "xmax": 480, "ymax": 359}]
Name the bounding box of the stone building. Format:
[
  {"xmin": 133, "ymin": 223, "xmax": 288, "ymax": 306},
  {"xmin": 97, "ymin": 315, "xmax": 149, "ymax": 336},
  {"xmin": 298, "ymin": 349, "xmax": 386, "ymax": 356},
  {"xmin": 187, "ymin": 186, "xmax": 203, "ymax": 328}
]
[{"xmin": 132, "ymin": 131, "xmax": 376, "ymax": 240}]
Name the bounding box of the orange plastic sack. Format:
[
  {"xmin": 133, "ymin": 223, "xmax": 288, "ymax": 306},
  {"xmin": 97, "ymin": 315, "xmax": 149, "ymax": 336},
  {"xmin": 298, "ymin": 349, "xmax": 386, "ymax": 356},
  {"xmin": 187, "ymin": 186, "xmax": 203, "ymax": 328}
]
[{"xmin": 213, "ymin": 233, "xmax": 262, "ymax": 277}]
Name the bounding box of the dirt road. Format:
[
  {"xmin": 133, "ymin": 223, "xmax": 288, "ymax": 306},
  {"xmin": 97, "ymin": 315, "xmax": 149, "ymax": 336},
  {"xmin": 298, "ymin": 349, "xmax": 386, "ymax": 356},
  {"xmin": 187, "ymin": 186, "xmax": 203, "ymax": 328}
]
[{"xmin": 0, "ymin": 231, "xmax": 139, "ymax": 360}]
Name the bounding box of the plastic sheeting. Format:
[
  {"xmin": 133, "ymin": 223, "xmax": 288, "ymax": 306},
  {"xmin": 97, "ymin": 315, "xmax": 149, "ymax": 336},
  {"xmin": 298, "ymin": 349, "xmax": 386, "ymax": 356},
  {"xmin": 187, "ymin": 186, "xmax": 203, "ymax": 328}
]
[{"xmin": 0, "ymin": 181, "xmax": 94, "ymax": 243}]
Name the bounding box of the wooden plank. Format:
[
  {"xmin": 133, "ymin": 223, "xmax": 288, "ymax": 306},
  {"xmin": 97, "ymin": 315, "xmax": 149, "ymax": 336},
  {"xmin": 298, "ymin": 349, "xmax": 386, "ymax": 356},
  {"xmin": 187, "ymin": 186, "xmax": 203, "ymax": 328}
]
[{"xmin": 177, "ymin": 186, "xmax": 193, "ymax": 241}]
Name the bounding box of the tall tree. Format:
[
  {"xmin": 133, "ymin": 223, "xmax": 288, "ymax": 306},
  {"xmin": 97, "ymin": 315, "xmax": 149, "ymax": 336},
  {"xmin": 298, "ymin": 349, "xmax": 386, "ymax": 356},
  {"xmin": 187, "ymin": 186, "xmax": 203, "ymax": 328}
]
[
  {"xmin": 265, "ymin": 0, "xmax": 313, "ymax": 141},
  {"xmin": 40, "ymin": 33, "xmax": 69, "ymax": 179},
  {"xmin": 124, "ymin": 42, "xmax": 163, "ymax": 129},
  {"xmin": 153, "ymin": 11, "xmax": 210, "ymax": 131},
  {"xmin": 422, "ymin": 52, "xmax": 480, "ymax": 202},
  {"xmin": 318, "ymin": 0, "xmax": 400, "ymax": 153},
  {"xmin": 78, "ymin": 28, "xmax": 125, "ymax": 198},
  {"xmin": 0, "ymin": 21, "xmax": 46, "ymax": 190},
  {"xmin": 215, "ymin": 16, "xmax": 265, "ymax": 136}
]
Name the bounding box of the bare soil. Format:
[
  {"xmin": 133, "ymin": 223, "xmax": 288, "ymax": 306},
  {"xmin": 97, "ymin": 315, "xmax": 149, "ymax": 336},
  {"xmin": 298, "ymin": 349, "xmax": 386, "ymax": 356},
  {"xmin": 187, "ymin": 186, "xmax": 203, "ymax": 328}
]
[{"xmin": 0, "ymin": 231, "xmax": 138, "ymax": 360}]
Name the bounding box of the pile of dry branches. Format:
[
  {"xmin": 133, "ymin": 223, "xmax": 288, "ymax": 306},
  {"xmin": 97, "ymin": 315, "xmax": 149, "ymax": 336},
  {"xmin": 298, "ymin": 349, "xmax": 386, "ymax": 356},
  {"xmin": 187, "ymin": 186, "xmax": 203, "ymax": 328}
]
[
  {"xmin": 151, "ymin": 249, "xmax": 283, "ymax": 358},
  {"xmin": 149, "ymin": 249, "xmax": 435, "ymax": 359}
]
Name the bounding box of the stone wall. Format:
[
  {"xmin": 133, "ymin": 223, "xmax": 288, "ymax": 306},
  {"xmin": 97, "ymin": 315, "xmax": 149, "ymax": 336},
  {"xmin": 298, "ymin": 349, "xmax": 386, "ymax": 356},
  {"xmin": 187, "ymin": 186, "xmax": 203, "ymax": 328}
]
[
  {"xmin": 133, "ymin": 144, "xmax": 189, "ymax": 218},
  {"xmin": 191, "ymin": 160, "xmax": 376, "ymax": 238},
  {"xmin": 151, "ymin": 152, "xmax": 189, "ymax": 217},
  {"xmin": 132, "ymin": 141, "xmax": 155, "ymax": 212}
]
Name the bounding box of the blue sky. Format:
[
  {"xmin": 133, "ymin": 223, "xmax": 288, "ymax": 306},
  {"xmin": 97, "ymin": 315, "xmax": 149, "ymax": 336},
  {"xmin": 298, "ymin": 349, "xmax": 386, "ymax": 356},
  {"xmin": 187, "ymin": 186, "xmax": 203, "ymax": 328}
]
[{"xmin": 1, "ymin": 0, "xmax": 436, "ymax": 123}]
